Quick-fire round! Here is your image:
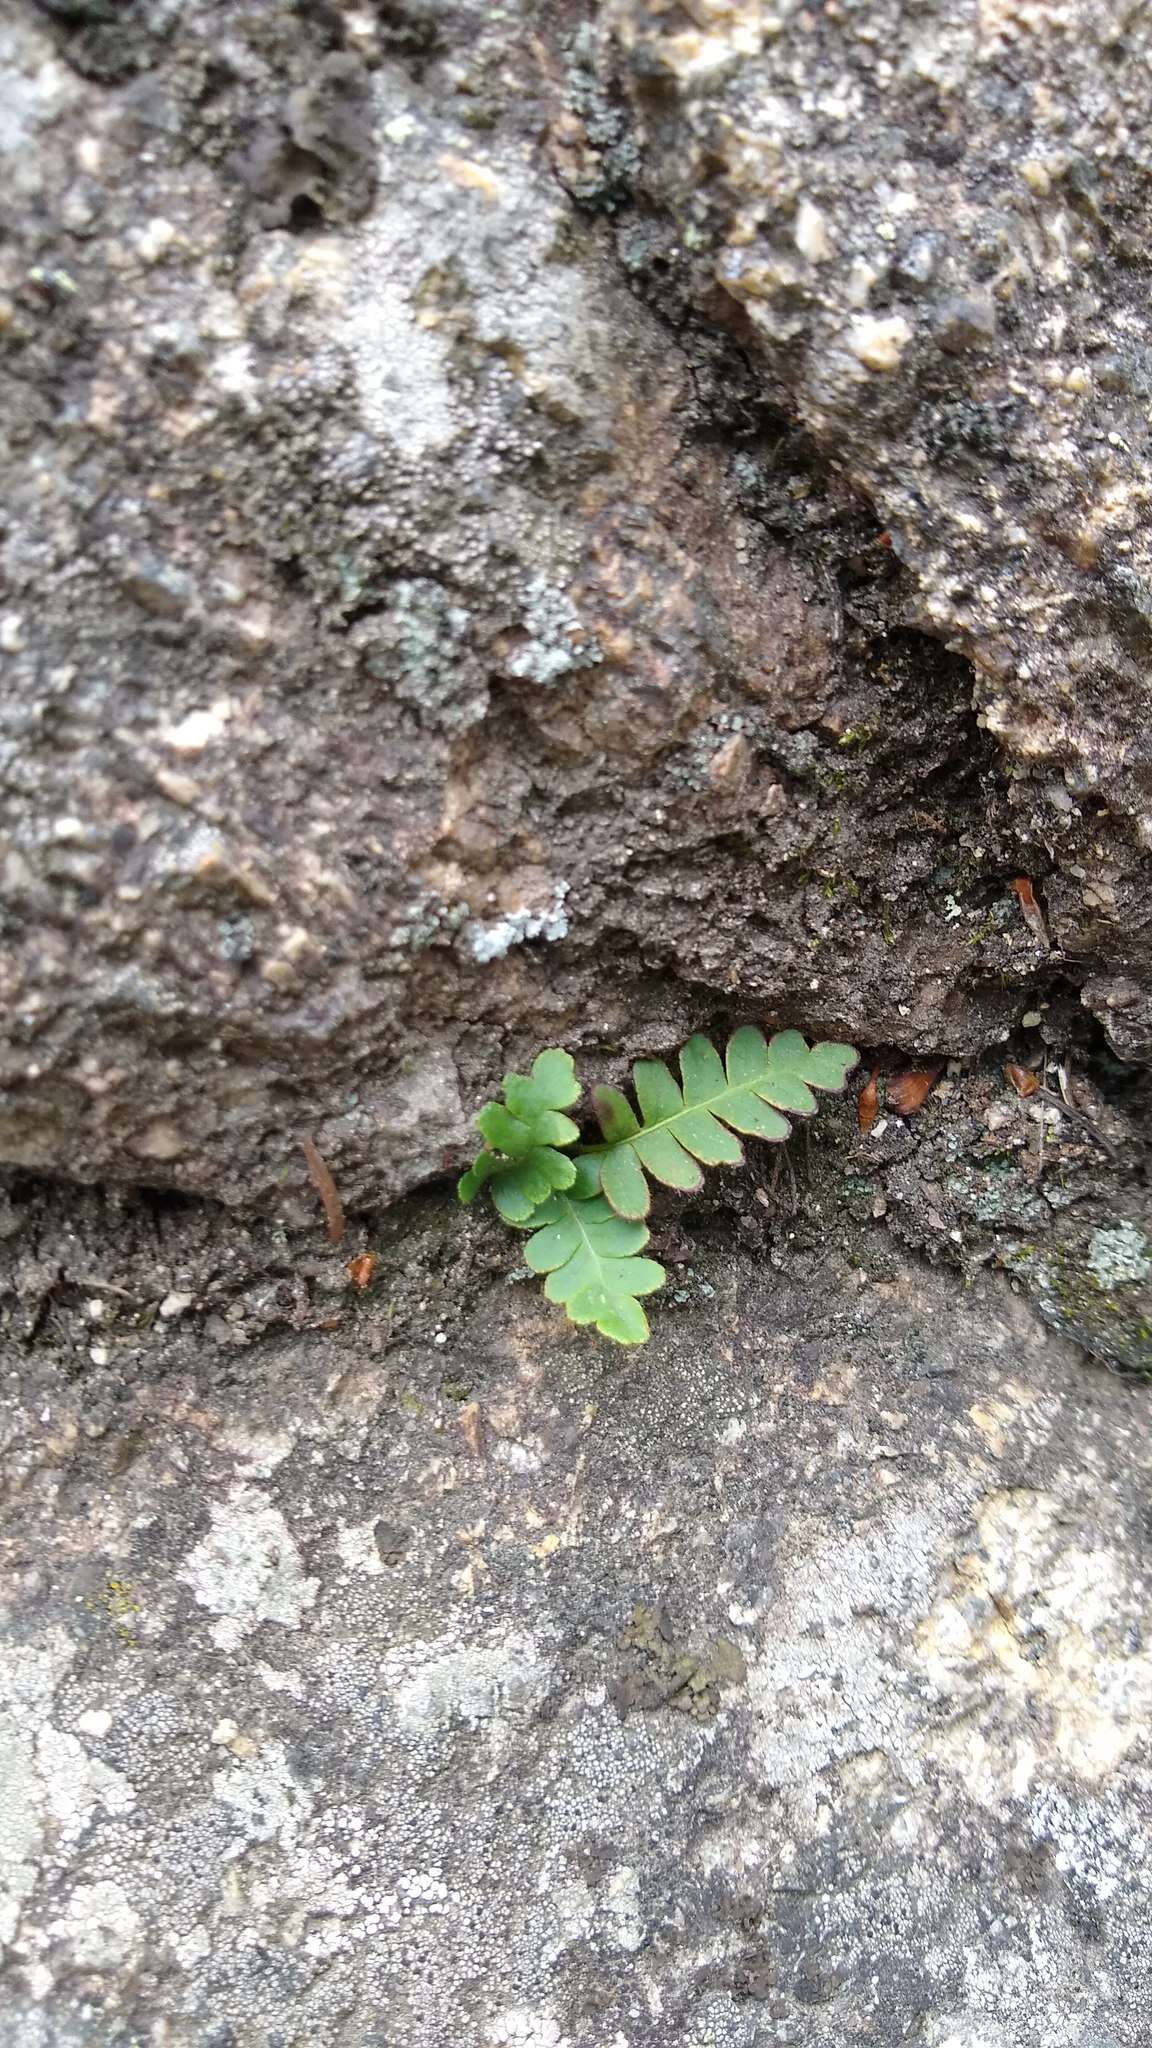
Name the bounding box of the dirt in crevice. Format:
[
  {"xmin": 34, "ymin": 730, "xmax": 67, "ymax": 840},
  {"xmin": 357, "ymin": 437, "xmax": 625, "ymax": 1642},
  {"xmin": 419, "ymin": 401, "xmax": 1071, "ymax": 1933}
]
[{"xmin": 4, "ymin": 1011, "xmax": 1150, "ymax": 1410}]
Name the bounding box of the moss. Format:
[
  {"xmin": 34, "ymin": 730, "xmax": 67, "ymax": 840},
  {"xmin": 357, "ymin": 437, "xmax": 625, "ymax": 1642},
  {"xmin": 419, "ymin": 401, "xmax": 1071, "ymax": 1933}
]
[
  {"xmin": 86, "ymin": 1575, "xmax": 140, "ymax": 1649},
  {"xmin": 1005, "ymin": 1241, "xmax": 1152, "ymax": 1379},
  {"xmin": 817, "ymin": 869, "xmax": 862, "ymax": 903},
  {"xmin": 441, "ymin": 1377, "xmax": 475, "ymax": 1403}
]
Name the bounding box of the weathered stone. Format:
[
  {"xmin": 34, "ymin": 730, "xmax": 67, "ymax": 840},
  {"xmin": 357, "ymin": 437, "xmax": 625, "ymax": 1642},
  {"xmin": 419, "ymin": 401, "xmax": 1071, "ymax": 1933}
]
[
  {"xmin": 1, "ymin": 1200, "xmax": 1149, "ymax": 2046},
  {"xmin": 4, "ymin": 0, "xmax": 1152, "ymax": 1224},
  {"xmin": 597, "ymin": 0, "xmax": 1152, "ymax": 1056},
  {"xmin": 932, "ymin": 292, "xmax": 999, "ymax": 355},
  {"xmin": 3, "ymin": 11, "xmax": 1152, "ymax": 2040}
]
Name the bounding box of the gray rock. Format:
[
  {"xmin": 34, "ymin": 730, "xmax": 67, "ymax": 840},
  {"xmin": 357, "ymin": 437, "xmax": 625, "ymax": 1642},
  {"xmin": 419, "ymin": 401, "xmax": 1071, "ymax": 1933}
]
[
  {"xmin": 1, "ymin": 1217, "xmax": 1149, "ymax": 2047},
  {"xmin": 599, "ymin": 0, "xmax": 1152, "ymax": 1052},
  {"xmin": 4, "ymin": 9, "xmax": 1152, "ymax": 2040},
  {"xmin": 119, "ymin": 557, "xmax": 195, "ymax": 621},
  {"xmin": 891, "ymin": 231, "xmax": 943, "ymax": 294},
  {"xmin": 2, "ymin": 0, "xmax": 1151, "ymax": 1226}
]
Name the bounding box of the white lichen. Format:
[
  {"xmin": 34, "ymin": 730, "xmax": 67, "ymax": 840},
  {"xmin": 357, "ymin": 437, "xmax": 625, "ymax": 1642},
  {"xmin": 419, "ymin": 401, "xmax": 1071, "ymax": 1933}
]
[
  {"xmin": 505, "ymin": 578, "xmax": 601, "ymax": 687},
  {"xmin": 36, "ymin": 1726, "xmax": 136, "ymax": 1847},
  {"xmin": 178, "ymin": 1485, "xmax": 318, "ymax": 1652},
  {"xmin": 49, "ymin": 1879, "xmax": 141, "ymax": 1971},
  {"xmin": 385, "ymin": 1629, "xmax": 552, "ymax": 1737},
  {"xmin": 465, "ymin": 883, "xmax": 570, "ymax": 964}
]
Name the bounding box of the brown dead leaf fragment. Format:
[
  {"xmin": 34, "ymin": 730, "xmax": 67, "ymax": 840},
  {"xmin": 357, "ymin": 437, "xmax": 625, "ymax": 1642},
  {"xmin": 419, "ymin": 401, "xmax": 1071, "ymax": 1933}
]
[
  {"xmin": 1009, "ymin": 877, "xmax": 1050, "ymax": 947},
  {"xmin": 347, "ymin": 1252, "xmax": 377, "ymax": 1290},
  {"xmin": 1004, "ymin": 1063, "xmax": 1040, "ymax": 1099},
  {"xmin": 888, "ymin": 1062, "xmax": 944, "ymax": 1117},
  {"xmin": 300, "ymin": 1134, "xmax": 345, "ymax": 1246},
  {"xmin": 857, "ymin": 1068, "xmax": 880, "ymax": 1134}
]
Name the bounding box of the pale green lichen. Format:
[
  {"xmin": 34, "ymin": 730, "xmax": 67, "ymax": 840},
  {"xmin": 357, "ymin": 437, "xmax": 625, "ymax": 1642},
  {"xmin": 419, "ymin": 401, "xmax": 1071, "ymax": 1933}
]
[
  {"xmin": 363, "ymin": 579, "xmax": 484, "ymax": 731},
  {"xmin": 505, "ymin": 577, "xmax": 601, "ymax": 686},
  {"xmin": 1088, "ymin": 1222, "xmax": 1151, "ymax": 1289}
]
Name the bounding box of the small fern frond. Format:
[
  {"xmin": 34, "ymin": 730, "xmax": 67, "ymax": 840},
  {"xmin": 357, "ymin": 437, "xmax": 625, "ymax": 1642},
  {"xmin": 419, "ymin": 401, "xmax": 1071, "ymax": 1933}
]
[
  {"xmin": 520, "ymin": 1159, "xmax": 665, "ymax": 1345},
  {"xmin": 457, "ymin": 1048, "xmax": 582, "ymax": 1223},
  {"xmin": 591, "ymin": 1027, "xmax": 857, "ymax": 1220},
  {"xmin": 456, "ymin": 1027, "xmax": 857, "ymax": 1345}
]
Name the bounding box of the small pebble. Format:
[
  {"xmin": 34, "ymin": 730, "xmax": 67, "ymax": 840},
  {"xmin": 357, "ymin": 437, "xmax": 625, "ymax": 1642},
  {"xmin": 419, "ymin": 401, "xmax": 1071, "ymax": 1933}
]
[
  {"xmin": 892, "ymin": 232, "xmax": 941, "ymax": 292},
  {"xmin": 794, "ymin": 199, "xmax": 832, "ymax": 263}
]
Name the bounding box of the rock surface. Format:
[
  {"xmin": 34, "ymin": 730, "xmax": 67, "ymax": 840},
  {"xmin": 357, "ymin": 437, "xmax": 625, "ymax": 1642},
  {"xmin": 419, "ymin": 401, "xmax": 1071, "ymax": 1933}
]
[
  {"xmin": 600, "ymin": 0, "xmax": 1152, "ymax": 1042},
  {"xmin": 604, "ymin": 0, "xmax": 1152, "ymax": 781},
  {"xmin": 1, "ymin": 1214, "xmax": 1149, "ymax": 2046},
  {"xmin": 5, "ymin": 8, "xmax": 1152, "ymax": 2041},
  {"xmin": 3, "ymin": 0, "xmax": 1152, "ymax": 1222}
]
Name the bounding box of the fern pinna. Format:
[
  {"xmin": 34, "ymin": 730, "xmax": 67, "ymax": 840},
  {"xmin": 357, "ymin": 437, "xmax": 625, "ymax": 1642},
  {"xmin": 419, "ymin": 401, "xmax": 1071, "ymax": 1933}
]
[{"xmin": 458, "ymin": 1030, "xmax": 857, "ymax": 1345}]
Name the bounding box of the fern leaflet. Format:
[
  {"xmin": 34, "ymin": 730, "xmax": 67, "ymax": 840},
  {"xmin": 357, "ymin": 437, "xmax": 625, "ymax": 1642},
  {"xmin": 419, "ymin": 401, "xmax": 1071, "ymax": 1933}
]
[
  {"xmin": 590, "ymin": 1027, "xmax": 857, "ymax": 1220},
  {"xmin": 456, "ymin": 1048, "xmax": 581, "ymax": 1222},
  {"xmin": 521, "ymin": 1157, "xmax": 665, "ymax": 1345}
]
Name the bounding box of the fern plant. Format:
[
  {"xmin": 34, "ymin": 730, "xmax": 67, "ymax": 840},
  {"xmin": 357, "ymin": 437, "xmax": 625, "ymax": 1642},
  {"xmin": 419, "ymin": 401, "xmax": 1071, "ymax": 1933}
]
[{"xmin": 459, "ymin": 1029, "xmax": 857, "ymax": 1345}]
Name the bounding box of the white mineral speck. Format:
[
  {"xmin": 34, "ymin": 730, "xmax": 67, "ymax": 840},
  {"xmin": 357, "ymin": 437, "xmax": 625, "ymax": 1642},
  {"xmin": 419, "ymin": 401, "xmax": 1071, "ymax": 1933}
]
[
  {"xmin": 75, "ymin": 1709, "xmax": 112, "ymax": 1738},
  {"xmin": 847, "ymin": 314, "xmax": 912, "ymax": 370},
  {"xmin": 794, "ymin": 199, "xmax": 832, "ymax": 262}
]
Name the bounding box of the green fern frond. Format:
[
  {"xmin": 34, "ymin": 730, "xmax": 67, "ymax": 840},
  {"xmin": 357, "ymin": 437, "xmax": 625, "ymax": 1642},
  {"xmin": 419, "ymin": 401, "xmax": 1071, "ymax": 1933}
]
[
  {"xmin": 518, "ymin": 1156, "xmax": 665, "ymax": 1345},
  {"xmin": 457, "ymin": 1027, "xmax": 857, "ymax": 1343},
  {"xmin": 457, "ymin": 1048, "xmax": 582, "ymax": 1223},
  {"xmin": 591, "ymin": 1027, "xmax": 858, "ymax": 1220}
]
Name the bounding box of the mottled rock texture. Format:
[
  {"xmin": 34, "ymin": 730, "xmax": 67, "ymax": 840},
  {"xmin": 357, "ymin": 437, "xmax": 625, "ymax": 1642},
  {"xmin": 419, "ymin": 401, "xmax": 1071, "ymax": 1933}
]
[
  {"xmin": 4, "ymin": 0, "xmax": 1152, "ymax": 1223},
  {"xmin": 5, "ymin": 6, "xmax": 1152, "ymax": 2042},
  {"xmin": 596, "ymin": 0, "xmax": 1152, "ymax": 1055},
  {"xmin": 1, "ymin": 1212, "xmax": 1150, "ymax": 2047}
]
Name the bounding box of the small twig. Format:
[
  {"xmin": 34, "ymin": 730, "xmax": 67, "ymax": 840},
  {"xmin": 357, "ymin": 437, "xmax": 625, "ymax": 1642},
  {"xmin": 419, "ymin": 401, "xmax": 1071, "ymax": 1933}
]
[
  {"xmin": 758, "ymin": 1146, "xmax": 798, "ymax": 1215},
  {"xmin": 1034, "ymin": 1051, "xmax": 1048, "ymax": 1182},
  {"xmin": 1034, "ymin": 1086, "xmax": 1119, "ymax": 1163},
  {"xmin": 68, "ymin": 1276, "xmax": 145, "ymax": 1300},
  {"xmin": 300, "ymin": 1134, "xmax": 346, "ymax": 1245}
]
